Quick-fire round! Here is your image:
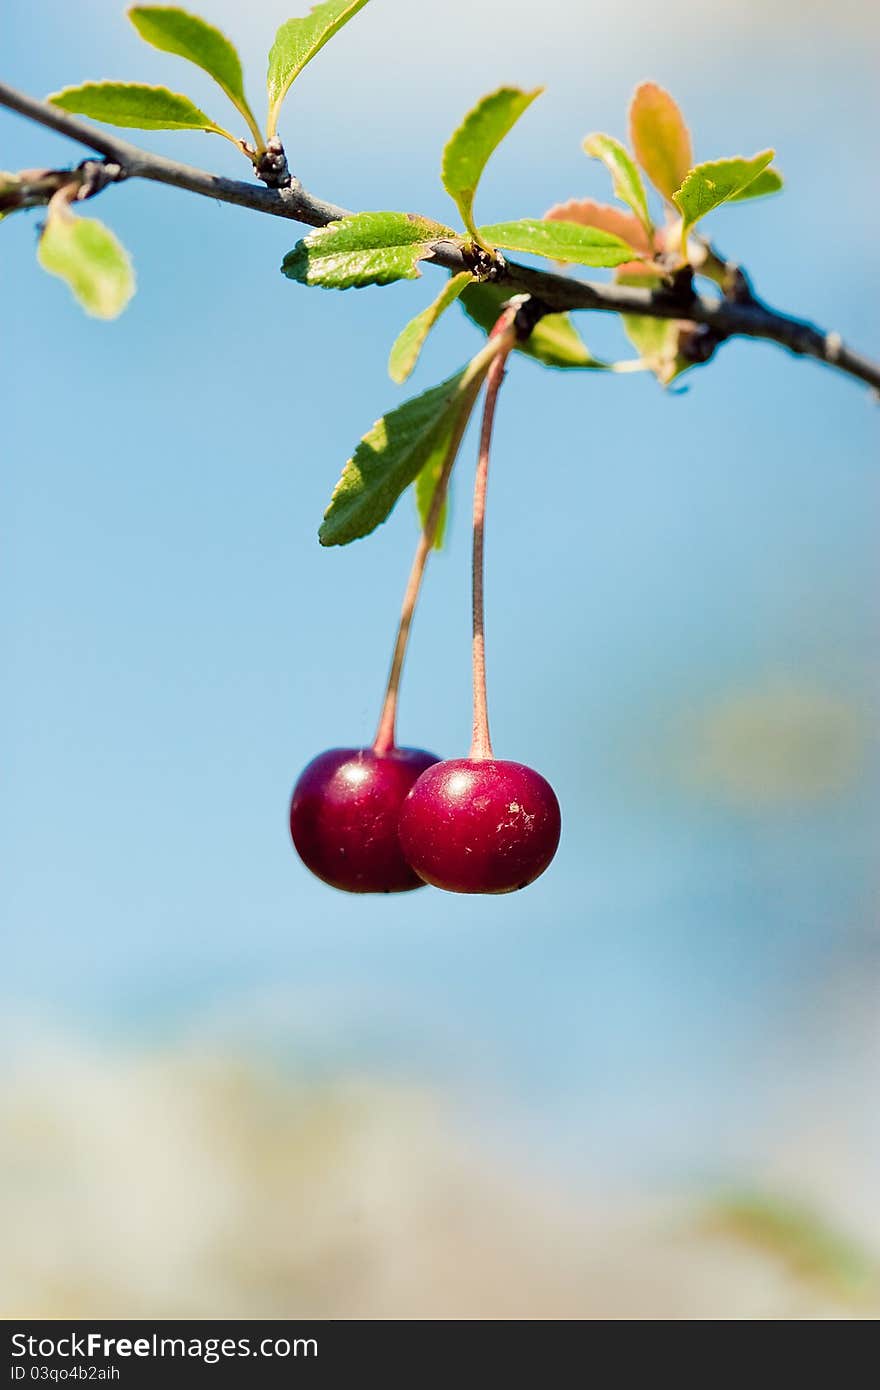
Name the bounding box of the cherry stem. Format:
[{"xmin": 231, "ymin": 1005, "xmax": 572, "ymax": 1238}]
[
  {"xmin": 470, "ymin": 314, "xmax": 517, "ymax": 762},
  {"xmin": 372, "ymin": 392, "xmax": 477, "ymax": 757},
  {"xmin": 372, "ymin": 315, "xmax": 519, "ymax": 759},
  {"xmin": 372, "ymin": 531, "xmax": 437, "ymax": 757}
]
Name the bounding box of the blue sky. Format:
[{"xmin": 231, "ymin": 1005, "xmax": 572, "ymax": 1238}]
[{"xmin": 2, "ymin": 0, "xmax": 879, "ymax": 1179}]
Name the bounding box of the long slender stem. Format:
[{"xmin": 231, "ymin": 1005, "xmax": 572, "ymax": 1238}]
[
  {"xmin": 470, "ymin": 318, "xmax": 517, "ymax": 762},
  {"xmin": 372, "ymin": 397, "xmax": 475, "ymax": 756},
  {"xmin": 0, "ymin": 79, "xmax": 878, "ymax": 392},
  {"xmin": 371, "ymin": 334, "xmax": 511, "ymax": 755}
]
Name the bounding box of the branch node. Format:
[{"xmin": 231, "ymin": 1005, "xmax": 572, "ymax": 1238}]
[
  {"xmin": 678, "ymin": 322, "xmax": 725, "ymax": 365},
  {"xmin": 75, "ymin": 158, "xmax": 125, "ymax": 201},
  {"xmin": 254, "ymin": 137, "xmax": 291, "ymax": 190},
  {"xmin": 462, "ymin": 243, "xmax": 506, "ymax": 282}
]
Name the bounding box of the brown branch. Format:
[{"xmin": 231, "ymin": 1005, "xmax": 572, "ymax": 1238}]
[{"xmin": 1, "ymin": 79, "xmax": 878, "ymax": 393}]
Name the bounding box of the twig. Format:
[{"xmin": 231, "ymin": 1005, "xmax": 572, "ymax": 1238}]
[{"xmin": 1, "ymin": 79, "xmax": 878, "ymax": 392}]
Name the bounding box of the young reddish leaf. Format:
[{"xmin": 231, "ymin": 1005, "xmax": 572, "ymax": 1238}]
[
  {"xmin": 544, "ymin": 198, "xmax": 652, "ymax": 273},
  {"xmin": 441, "ymin": 86, "xmax": 543, "ymax": 244},
  {"xmin": 629, "ymin": 82, "xmax": 693, "ymax": 202},
  {"xmin": 544, "ymin": 197, "xmax": 649, "ymax": 248}
]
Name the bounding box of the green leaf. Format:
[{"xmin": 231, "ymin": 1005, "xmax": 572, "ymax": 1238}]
[
  {"xmin": 388, "ymin": 271, "xmax": 473, "ymax": 383},
  {"xmin": 617, "ymin": 270, "xmax": 685, "ymax": 385},
  {"xmin": 414, "ymin": 441, "xmax": 450, "ymax": 550},
  {"xmin": 629, "ymin": 82, "xmax": 693, "ymax": 203},
  {"xmin": 37, "ymin": 205, "xmax": 135, "ymax": 319},
  {"xmin": 478, "ymin": 217, "xmax": 640, "ymax": 268},
  {"xmin": 319, "ymin": 340, "xmax": 498, "ymax": 546},
  {"xmin": 728, "ymin": 166, "xmax": 784, "ymax": 202},
  {"xmin": 621, "ymin": 314, "xmax": 680, "ymax": 375},
  {"xmin": 673, "ymin": 150, "xmax": 775, "ymax": 239},
  {"xmin": 266, "ymin": 0, "xmax": 369, "ymax": 137},
  {"xmin": 128, "ymin": 6, "xmax": 261, "ymax": 141},
  {"xmin": 459, "ymin": 282, "xmax": 608, "ymax": 371},
  {"xmin": 441, "ymin": 86, "xmax": 543, "ymax": 243},
  {"xmin": 282, "ymin": 211, "xmax": 456, "ymax": 290},
  {"xmin": 583, "ymin": 132, "xmax": 653, "ymax": 240},
  {"xmin": 48, "ymin": 81, "xmax": 232, "ymax": 136}
]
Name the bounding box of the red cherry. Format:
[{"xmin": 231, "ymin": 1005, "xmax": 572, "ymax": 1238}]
[
  {"xmin": 398, "ymin": 758, "xmax": 561, "ymax": 894},
  {"xmin": 290, "ymin": 746, "xmax": 439, "ymax": 893}
]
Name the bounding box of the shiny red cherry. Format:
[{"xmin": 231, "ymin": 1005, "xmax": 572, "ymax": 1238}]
[
  {"xmin": 398, "ymin": 758, "xmax": 561, "ymax": 894},
  {"xmin": 289, "ymin": 746, "xmax": 439, "ymax": 893}
]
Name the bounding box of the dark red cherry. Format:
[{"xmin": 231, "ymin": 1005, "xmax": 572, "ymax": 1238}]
[
  {"xmin": 398, "ymin": 758, "xmax": 561, "ymax": 894},
  {"xmin": 290, "ymin": 746, "xmax": 440, "ymax": 893}
]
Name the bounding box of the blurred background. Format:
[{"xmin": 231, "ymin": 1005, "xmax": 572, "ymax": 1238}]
[{"xmin": 2, "ymin": 0, "xmax": 879, "ymax": 1319}]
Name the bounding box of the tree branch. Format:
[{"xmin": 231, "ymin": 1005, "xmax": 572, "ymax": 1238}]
[{"xmin": 1, "ymin": 79, "xmax": 878, "ymax": 393}]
